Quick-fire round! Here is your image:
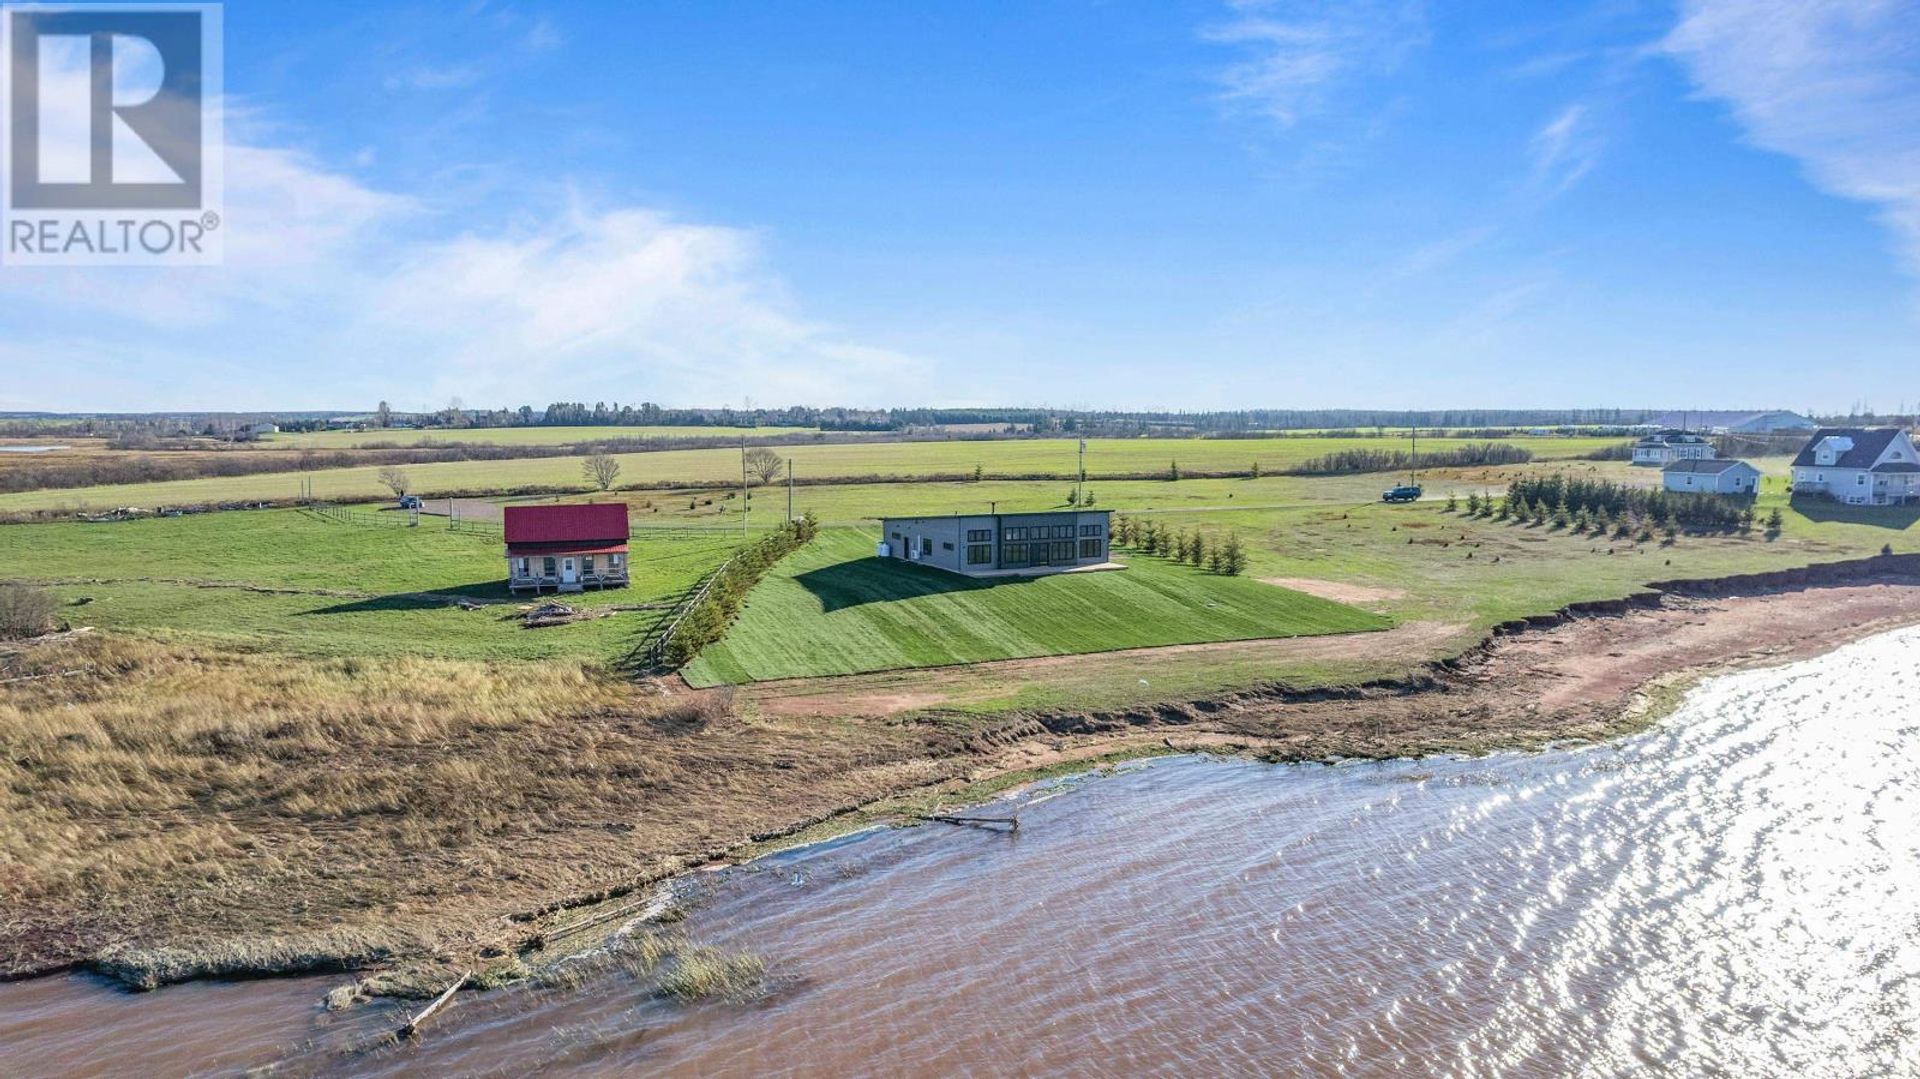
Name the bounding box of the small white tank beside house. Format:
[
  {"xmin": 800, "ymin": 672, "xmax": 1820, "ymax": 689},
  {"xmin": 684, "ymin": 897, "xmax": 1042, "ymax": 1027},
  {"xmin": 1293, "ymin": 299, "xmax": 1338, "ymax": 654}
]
[
  {"xmin": 1789, "ymin": 428, "xmax": 1920, "ymax": 506},
  {"xmin": 1661, "ymin": 458, "xmax": 1760, "ymax": 495}
]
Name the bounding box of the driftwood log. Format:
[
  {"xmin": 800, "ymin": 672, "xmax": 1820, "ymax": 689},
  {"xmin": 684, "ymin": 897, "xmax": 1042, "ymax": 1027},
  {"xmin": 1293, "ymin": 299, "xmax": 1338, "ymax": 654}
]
[
  {"xmin": 915, "ymin": 813, "xmax": 1019, "ymax": 832},
  {"xmin": 398, "ymin": 971, "xmax": 470, "ymax": 1039}
]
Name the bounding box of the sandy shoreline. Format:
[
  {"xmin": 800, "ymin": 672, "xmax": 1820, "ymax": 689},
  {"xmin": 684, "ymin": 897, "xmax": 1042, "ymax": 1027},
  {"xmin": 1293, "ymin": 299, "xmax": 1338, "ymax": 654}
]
[{"xmin": 6, "ymin": 564, "xmax": 1920, "ymax": 992}]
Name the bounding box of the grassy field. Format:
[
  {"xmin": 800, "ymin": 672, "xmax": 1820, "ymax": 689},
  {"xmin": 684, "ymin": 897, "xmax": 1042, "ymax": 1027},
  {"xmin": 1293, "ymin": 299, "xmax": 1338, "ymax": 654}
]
[
  {"xmin": 258, "ymin": 425, "xmax": 827, "ymax": 449},
  {"xmin": 698, "ymin": 456, "xmax": 1920, "ymax": 713},
  {"xmin": 682, "ymin": 528, "xmax": 1388, "ymax": 685},
  {"xmin": 0, "ymin": 509, "xmax": 741, "ymax": 661},
  {"xmin": 0, "ymin": 434, "xmax": 1621, "ymax": 512}
]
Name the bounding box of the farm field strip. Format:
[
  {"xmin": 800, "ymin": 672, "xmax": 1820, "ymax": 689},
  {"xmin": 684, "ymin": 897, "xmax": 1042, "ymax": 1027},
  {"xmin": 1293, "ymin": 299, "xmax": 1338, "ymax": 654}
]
[{"xmin": 0, "ymin": 435, "xmax": 1624, "ymax": 512}]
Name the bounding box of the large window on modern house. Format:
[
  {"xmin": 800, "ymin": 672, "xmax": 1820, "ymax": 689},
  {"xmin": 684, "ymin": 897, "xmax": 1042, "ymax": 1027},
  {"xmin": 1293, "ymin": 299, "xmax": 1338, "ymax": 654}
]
[
  {"xmin": 1055, "ymin": 525, "xmax": 1075, "ymax": 539},
  {"xmin": 1079, "ymin": 523, "xmax": 1101, "ymax": 536},
  {"xmin": 1080, "ymin": 538, "xmax": 1102, "ymax": 558},
  {"xmin": 1005, "ymin": 543, "xmax": 1028, "ymax": 563},
  {"xmin": 966, "ymin": 544, "xmax": 991, "ymax": 565},
  {"xmin": 966, "ymin": 528, "xmax": 992, "ymax": 542},
  {"xmin": 1052, "ymin": 540, "xmax": 1074, "ymax": 561},
  {"xmin": 1004, "ymin": 527, "xmax": 1028, "ymax": 541},
  {"xmin": 921, "ymin": 537, "xmax": 934, "ymax": 555}
]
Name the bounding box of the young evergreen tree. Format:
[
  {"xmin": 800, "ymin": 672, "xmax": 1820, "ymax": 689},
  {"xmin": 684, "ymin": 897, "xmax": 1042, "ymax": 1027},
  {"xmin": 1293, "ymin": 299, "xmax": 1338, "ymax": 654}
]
[{"xmin": 1222, "ymin": 534, "xmax": 1247, "ymax": 575}]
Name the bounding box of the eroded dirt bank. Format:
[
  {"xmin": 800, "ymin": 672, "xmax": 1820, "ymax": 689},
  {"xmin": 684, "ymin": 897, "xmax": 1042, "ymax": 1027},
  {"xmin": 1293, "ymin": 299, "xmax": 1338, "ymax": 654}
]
[{"xmin": 4, "ymin": 563, "xmax": 1920, "ymax": 990}]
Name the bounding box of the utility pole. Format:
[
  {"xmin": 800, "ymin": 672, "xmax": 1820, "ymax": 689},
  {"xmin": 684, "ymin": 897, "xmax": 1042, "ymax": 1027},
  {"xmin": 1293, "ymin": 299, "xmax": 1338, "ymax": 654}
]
[
  {"xmin": 1076, "ymin": 438, "xmax": 1086, "ymax": 506},
  {"xmin": 787, "ymin": 459, "xmax": 794, "ymax": 523},
  {"xmin": 740, "ymin": 436, "xmax": 749, "ymax": 539}
]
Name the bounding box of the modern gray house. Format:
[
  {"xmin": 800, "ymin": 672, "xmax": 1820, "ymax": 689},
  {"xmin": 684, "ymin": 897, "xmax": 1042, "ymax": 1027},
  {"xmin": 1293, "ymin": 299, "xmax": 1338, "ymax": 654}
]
[{"xmin": 879, "ymin": 510, "xmax": 1114, "ymax": 577}]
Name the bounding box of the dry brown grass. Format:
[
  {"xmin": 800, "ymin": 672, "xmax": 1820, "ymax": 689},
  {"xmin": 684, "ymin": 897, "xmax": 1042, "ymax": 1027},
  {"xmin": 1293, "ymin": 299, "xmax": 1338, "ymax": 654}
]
[{"xmin": 0, "ymin": 634, "xmax": 963, "ymax": 982}]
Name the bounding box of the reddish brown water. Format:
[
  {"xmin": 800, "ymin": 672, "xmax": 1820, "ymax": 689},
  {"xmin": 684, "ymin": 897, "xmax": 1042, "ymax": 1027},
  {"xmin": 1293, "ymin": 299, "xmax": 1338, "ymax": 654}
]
[{"xmin": 6, "ymin": 628, "xmax": 1919, "ymax": 1077}]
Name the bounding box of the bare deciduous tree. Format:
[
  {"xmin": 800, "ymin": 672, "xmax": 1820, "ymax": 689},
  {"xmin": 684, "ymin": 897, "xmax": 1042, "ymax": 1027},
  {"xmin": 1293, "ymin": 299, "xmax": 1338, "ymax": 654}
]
[
  {"xmin": 0, "ymin": 583, "xmax": 57, "ymax": 639},
  {"xmin": 378, "ymin": 466, "xmax": 411, "ymax": 497},
  {"xmin": 583, "ymin": 452, "xmax": 622, "ymax": 491},
  {"xmin": 743, "ymin": 447, "xmax": 785, "ymax": 485}
]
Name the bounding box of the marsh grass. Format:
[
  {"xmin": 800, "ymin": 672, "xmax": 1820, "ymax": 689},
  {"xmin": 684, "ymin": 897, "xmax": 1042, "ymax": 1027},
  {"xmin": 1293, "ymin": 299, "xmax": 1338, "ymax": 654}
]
[
  {"xmin": 0, "ymin": 634, "xmax": 950, "ymax": 978},
  {"xmin": 657, "ymin": 944, "xmax": 768, "ymax": 1002}
]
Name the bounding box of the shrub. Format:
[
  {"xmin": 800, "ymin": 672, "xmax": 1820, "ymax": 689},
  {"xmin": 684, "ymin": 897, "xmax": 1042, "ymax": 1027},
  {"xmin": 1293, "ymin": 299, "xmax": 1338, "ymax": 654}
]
[{"xmin": 0, "ymin": 583, "xmax": 58, "ymax": 639}]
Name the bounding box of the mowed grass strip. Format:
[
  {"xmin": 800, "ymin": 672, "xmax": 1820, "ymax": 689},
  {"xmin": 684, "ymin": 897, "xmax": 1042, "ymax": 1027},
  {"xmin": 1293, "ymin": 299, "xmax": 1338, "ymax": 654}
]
[{"xmin": 682, "ymin": 529, "xmax": 1388, "ymax": 685}]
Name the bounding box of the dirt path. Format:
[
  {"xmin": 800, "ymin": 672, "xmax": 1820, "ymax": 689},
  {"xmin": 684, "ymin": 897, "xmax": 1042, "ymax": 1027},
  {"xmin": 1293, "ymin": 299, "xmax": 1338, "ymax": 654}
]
[{"xmin": 1259, "ymin": 576, "xmax": 1407, "ymax": 604}]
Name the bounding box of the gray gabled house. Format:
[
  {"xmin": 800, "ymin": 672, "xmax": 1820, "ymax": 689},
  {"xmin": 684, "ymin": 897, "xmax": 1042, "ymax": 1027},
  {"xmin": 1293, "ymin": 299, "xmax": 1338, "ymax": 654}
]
[
  {"xmin": 879, "ymin": 510, "xmax": 1113, "ymax": 577},
  {"xmin": 1789, "ymin": 428, "xmax": 1920, "ymax": 505}
]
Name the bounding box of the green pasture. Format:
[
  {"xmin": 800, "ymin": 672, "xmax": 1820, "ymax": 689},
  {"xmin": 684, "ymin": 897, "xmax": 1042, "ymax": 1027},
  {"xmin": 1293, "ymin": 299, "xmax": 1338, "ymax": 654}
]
[
  {"xmin": 681, "ymin": 528, "xmax": 1389, "ymax": 685},
  {"xmin": 0, "ymin": 509, "xmax": 741, "ymax": 661}
]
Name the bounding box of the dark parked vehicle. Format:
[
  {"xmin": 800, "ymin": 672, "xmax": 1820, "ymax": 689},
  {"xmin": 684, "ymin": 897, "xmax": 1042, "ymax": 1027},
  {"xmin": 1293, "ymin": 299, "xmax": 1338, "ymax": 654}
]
[{"xmin": 1381, "ymin": 484, "xmax": 1423, "ymax": 503}]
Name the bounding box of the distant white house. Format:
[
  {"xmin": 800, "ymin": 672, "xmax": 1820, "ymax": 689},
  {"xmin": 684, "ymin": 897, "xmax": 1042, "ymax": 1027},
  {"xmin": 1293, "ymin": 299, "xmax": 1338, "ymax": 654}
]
[
  {"xmin": 1632, "ymin": 431, "xmax": 1715, "ymax": 466},
  {"xmin": 1790, "ymin": 428, "xmax": 1920, "ymax": 506},
  {"xmin": 1662, "ymin": 458, "xmax": 1760, "ymax": 495}
]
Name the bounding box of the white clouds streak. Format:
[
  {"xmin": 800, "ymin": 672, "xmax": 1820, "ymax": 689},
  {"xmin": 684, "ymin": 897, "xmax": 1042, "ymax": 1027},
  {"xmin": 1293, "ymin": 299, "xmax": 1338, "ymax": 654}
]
[
  {"xmin": 1528, "ymin": 103, "xmax": 1603, "ymax": 195},
  {"xmin": 1663, "ymin": 0, "xmax": 1920, "ymax": 275},
  {"xmin": 1203, "ymin": 0, "xmax": 1427, "ymax": 126}
]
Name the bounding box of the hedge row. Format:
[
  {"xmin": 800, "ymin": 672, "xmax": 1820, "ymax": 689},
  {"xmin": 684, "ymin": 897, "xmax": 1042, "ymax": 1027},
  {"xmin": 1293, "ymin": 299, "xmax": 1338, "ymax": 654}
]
[
  {"xmin": 1289, "ymin": 442, "xmax": 1532, "ymax": 476},
  {"xmin": 663, "ymin": 512, "xmax": 821, "ymax": 667}
]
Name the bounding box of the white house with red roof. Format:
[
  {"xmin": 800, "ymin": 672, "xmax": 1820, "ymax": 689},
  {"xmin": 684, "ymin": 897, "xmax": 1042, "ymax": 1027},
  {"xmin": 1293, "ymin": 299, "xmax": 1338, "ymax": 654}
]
[
  {"xmin": 504, "ymin": 503, "xmax": 630, "ymax": 593},
  {"xmin": 1789, "ymin": 428, "xmax": 1920, "ymax": 506}
]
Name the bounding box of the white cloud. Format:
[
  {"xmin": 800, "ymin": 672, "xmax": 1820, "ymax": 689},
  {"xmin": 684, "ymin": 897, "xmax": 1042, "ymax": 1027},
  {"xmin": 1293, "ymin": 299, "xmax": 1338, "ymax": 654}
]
[
  {"xmin": 1528, "ymin": 102, "xmax": 1602, "ymax": 194},
  {"xmin": 0, "ymin": 137, "xmax": 926, "ymax": 409},
  {"xmin": 384, "ymin": 64, "xmax": 484, "ymax": 92},
  {"xmin": 1202, "ymin": 0, "xmax": 1427, "ymax": 127},
  {"xmin": 369, "ymin": 207, "xmax": 925, "ymax": 405},
  {"xmin": 525, "ymin": 18, "xmax": 564, "ymax": 52},
  {"xmin": 1663, "ymin": 0, "xmax": 1920, "ymax": 276}
]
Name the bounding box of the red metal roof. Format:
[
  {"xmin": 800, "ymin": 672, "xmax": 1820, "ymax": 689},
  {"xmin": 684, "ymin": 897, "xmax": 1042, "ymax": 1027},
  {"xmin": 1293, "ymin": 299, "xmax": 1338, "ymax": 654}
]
[{"xmin": 504, "ymin": 503, "xmax": 630, "ymax": 544}]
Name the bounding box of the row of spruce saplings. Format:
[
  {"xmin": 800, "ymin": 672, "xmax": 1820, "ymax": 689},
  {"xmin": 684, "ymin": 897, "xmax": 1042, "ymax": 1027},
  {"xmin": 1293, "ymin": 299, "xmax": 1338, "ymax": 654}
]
[
  {"xmin": 1447, "ymin": 477, "xmax": 1782, "ymax": 540},
  {"xmin": 662, "ymin": 512, "xmax": 822, "ymax": 667},
  {"xmin": 1109, "ymin": 515, "xmax": 1249, "ymax": 575}
]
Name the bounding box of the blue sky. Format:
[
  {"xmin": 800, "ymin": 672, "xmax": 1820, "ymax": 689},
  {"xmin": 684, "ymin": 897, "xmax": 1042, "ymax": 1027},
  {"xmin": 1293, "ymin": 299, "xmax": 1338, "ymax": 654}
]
[{"xmin": 4, "ymin": 0, "xmax": 1918, "ymax": 414}]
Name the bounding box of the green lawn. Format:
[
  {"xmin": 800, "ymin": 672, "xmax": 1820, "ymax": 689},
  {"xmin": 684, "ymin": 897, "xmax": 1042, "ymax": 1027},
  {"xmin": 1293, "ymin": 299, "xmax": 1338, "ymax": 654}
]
[
  {"xmin": 0, "ymin": 435, "xmax": 1620, "ymax": 512},
  {"xmin": 681, "ymin": 528, "xmax": 1389, "ymax": 686},
  {"xmin": 0, "ymin": 509, "xmax": 740, "ymax": 661}
]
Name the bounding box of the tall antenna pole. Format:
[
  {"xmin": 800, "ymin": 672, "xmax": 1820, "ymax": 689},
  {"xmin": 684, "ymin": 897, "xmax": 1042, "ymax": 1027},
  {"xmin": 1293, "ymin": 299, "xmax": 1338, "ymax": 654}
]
[
  {"xmin": 740, "ymin": 436, "xmax": 749, "ymax": 539},
  {"xmin": 1077, "ymin": 438, "xmax": 1087, "ymax": 505}
]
